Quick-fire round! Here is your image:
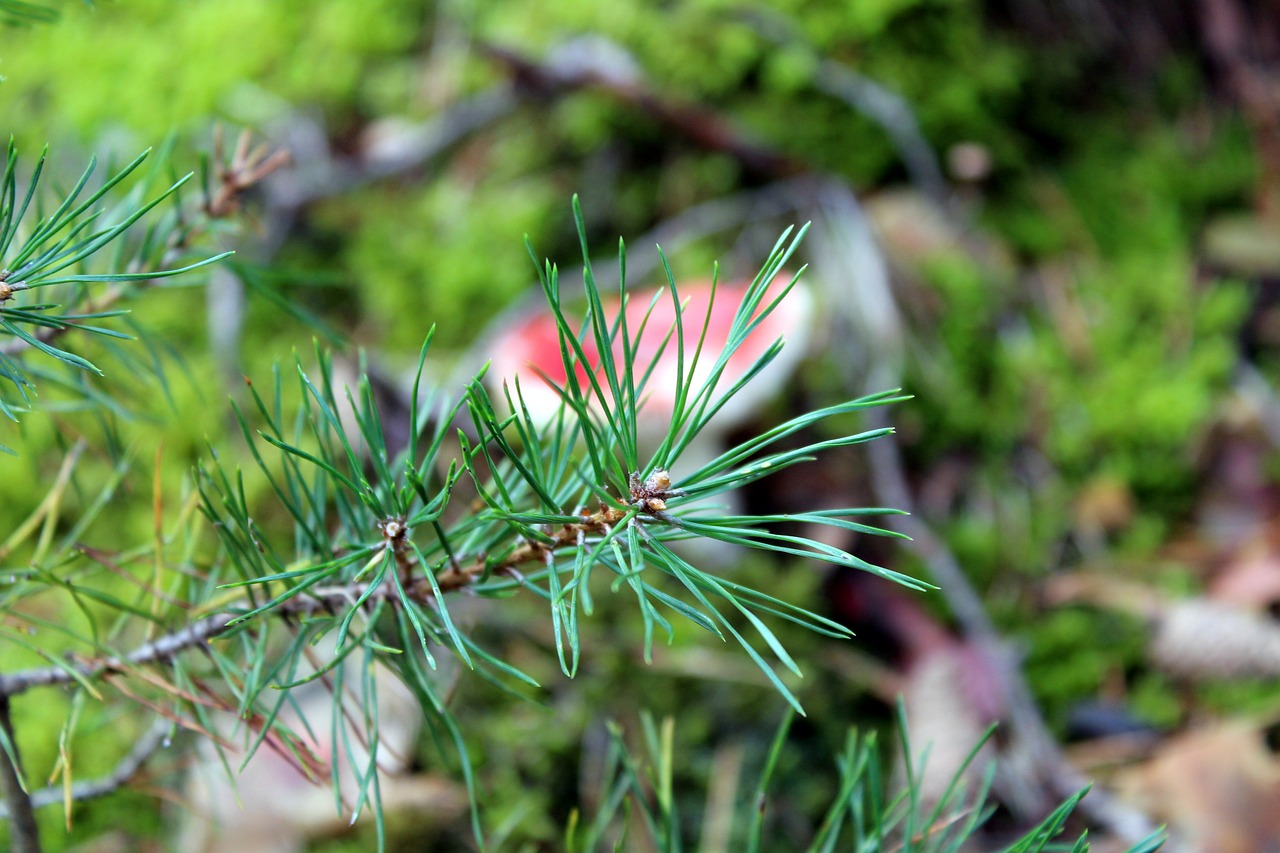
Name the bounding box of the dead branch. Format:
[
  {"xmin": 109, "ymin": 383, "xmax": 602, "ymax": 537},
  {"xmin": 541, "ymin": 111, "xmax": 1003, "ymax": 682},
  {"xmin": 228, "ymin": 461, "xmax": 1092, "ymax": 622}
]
[
  {"xmin": 0, "ymin": 696, "xmax": 40, "ymax": 853},
  {"xmin": 482, "ymin": 40, "xmax": 804, "ymax": 182},
  {"xmin": 0, "ymin": 718, "xmax": 170, "ymax": 820}
]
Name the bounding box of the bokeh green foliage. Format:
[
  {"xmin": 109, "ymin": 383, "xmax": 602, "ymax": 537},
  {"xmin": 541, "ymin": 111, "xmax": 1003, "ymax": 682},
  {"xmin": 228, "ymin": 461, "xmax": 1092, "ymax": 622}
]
[
  {"xmin": 1, "ymin": 0, "xmax": 1043, "ymax": 357},
  {"xmin": 909, "ymin": 111, "xmax": 1250, "ymax": 564},
  {"xmin": 899, "ymin": 89, "xmax": 1253, "ymax": 724},
  {"xmin": 325, "ymin": 163, "xmax": 559, "ymax": 351},
  {"xmin": 0, "ymin": 0, "xmax": 426, "ymax": 142}
]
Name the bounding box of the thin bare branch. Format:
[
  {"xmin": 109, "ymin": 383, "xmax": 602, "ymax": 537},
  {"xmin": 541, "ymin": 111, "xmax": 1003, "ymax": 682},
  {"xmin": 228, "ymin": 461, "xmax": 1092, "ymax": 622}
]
[
  {"xmin": 482, "ymin": 39, "xmax": 804, "ymax": 181},
  {"xmin": 0, "ymin": 696, "xmax": 40, "ymax": 853},
  {"xmin": 863, "ymin": 406, "xmax": 1160, "ymax": 844},
  {"xmin": 0, "ymin": 718, "xmax": 170, "ymax": 819}
]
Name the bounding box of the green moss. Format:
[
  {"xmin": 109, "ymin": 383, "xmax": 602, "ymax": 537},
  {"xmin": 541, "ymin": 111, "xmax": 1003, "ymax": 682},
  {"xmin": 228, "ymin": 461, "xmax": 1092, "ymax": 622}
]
[
  {"xmin": 332, "ymin": 175, "xmax": 560, "ymax": 351},
  {"xmin": 0, "ymin": 0, "xmax": 423, "ymax": 145},
  {"xmin": 1125, "ymin": 671, "xmax": 1183, "ymax": 730},
  {"xmin": 1023, "ymin": 607, "xmax": 1151, "ymax": 730},
  {"xmin": 1197, "ymin": 680, "xmax": 1280, "ymax": 718}
]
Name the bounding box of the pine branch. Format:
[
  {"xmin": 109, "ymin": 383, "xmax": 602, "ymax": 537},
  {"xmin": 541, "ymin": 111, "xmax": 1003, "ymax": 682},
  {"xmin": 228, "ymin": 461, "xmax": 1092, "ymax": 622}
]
[
  {"xmin": 401, "ymin": 503, "xmax": 633, "ymax": 600},
  {"xmin": 4, "ymin": 185, "xmax": 918, "ymax": 848},
  {"xmin": 0, "ymin": 499, "xmax": 633, "ymax": 699},
  {"xmin": 0, "ymin": 586, "xmax": 350, "ymax": 699},
  {"xmin": 0, "ymin": 132, "xmax": 286, "ymax": 365}
]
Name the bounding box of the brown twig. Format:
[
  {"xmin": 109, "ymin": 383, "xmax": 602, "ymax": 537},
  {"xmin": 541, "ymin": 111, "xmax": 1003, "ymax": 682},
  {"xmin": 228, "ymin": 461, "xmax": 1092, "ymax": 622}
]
[
  {"xmin": 0, "ymin": 494, "xmax": 650, "ymax": 831},
  {"xmin": 0, "ymin": 589, "xmax": 327, "ymax": 700},
  {"xmin": 405, "ymin": 504, "xmax": 630, "ymax": 600},
  {"xmin": 482, "ymin": 41, "xmax": 804, "ymax": 182},
  {"xmin": 206, "ymin": 126, "xmax": 293, "ymax": 218},
  {"xmin": 863, "ymin": 408, "xmax": 1158, "ymax": 843}
]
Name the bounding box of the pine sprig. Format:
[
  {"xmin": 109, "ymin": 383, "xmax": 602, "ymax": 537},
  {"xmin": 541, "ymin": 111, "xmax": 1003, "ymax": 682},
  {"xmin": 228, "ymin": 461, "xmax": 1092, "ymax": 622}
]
[
  {"xmin": 183, "ymin": 201, "xmax": 924, "ymax": 844},
  {"xmin": 0, "ymin": 141, "xmax": 234, "ymax": 447}
]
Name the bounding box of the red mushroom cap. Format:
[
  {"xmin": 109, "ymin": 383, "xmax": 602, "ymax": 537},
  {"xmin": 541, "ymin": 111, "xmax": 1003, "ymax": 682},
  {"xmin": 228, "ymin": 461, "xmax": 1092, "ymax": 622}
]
[{"xmin": 488, "ymin": 271, "xmax": 812, "ymax": 433}]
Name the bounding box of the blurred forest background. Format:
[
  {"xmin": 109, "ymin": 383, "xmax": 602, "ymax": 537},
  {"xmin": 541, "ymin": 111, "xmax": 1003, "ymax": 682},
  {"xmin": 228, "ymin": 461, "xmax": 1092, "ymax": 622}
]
[{"xmin": 4, "ymin": 0, "xmax": 1280, "ymax": 850}]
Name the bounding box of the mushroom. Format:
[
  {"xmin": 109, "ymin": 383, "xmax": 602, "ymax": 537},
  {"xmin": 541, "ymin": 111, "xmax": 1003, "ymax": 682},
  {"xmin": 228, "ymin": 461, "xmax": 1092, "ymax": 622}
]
[{"xmin": 486, "ymin": 271, "xmax": 814, "ymax": 488}]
